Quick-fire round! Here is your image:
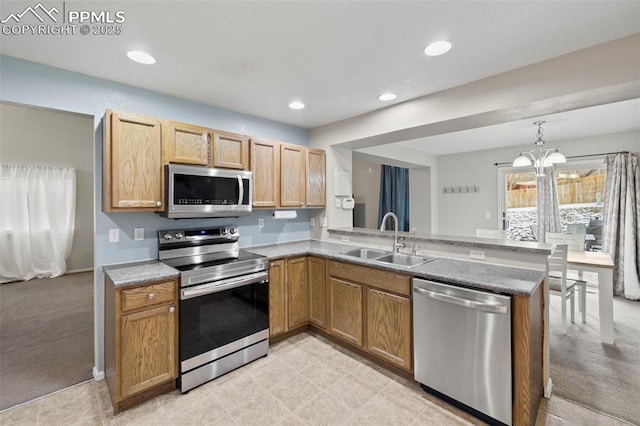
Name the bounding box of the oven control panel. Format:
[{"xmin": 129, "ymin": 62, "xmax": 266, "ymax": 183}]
[{"xmin": 158, "ymin": 226, "xmax": 239, "ymax": 245}]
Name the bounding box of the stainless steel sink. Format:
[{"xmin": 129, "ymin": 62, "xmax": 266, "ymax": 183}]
[
  {"xmin": 342, "ymin": 248, "xmax": 390, "ymax": 259},
  {"xmin": 375, "ymin": 253, "xmax": 434, "ymax": 267}
]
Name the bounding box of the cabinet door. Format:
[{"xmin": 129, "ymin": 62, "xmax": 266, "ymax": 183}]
[
  {"xmin": 269, "ymin": 260, "xmax": 286, "ymax": 336},
  {"xmin": 308, "ymin": 257, "xmax": 326, "ymax": 328},
  {"xmin": 287, "ymin": 257, "xmax": 309, "ymax": 329},
  {"xmin": 250, "ymin": 139, "xmax": 280, "ymax": 208},
  {"xmin": 213, "ymin": 131, "xmax": 249, "ymax": 170},
  {"xmin": 280, "ymin": 144, "xmax": 306, "ymax": 207},
  {"xmin": 120, "ymin": 304, "xmax": 176, "ymax": 398},
  {"xmin": 163, "ymin": 121, "xmax": 210, "ymax": 166},
  {"xmin": 306, "ymin": 148, "xmax": 326, "ymax": 207},
  {"xmin": 106, "ymin": 110, "xmax": 163, "ymax": 211},
  {"xmin": 328, "ymin": 277, "xmax": 363, "ymax": 347},
  {"xmin": 366, "ymin": 288, "xmax": 412, "ymax": 370}
]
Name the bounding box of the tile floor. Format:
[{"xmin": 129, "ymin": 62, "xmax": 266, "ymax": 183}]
[{"xmin": 0, "ymin": 332, "xmax": 632, "ymax": 425}]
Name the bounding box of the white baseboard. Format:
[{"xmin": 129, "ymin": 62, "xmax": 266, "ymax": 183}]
[
  {"xmin": 92, "ymin": 366, "xmax": 105, "ymax": 381},
  {"xmin": 544, "ymin": 377, "xmax": 553, "ymax": 398},
  {"xmin": 66, "ymin": 268, "xmax": 94, "ymax": 275}
]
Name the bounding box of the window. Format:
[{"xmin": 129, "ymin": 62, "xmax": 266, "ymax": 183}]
[{"xmin": 498, "ymin": 160, "xmax": 605, "ymax": 251}]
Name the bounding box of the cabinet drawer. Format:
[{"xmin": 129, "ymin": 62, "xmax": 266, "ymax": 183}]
[
  {"xmin": 121, "ymin": 281, "xmax": 175, "ymax": 312},
  {"xmin": 328, "ymin": 260, "xmax": 410, "ymax": 296}
]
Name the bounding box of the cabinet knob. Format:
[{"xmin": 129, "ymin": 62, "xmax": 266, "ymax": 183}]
[
  {"xmin": 300, "ymin": 202, "xmax": 303, "ymax": 206},
  {"xmin": 169, "ymin": 306, "xmax": 175, "ymax": 313},
  {"xmin": 156, "ymin": 201, "xmax": 162, "ymax": 207},
  {"xmin": 148, "ymin": 293, "xmax": 155, "ymax": 300}
]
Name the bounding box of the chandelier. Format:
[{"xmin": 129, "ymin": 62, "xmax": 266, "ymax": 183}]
[{"xmin": 512, "ymin": 120, "xmax": 566, "ymax": 177}]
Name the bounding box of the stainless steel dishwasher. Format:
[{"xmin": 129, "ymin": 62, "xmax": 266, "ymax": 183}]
[{"xmin": 413, "ymin": 278, "xmax": 512, "ymax": 426}]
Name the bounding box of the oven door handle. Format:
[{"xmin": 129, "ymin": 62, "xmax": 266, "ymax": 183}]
[{"xmin": 181, "ymin": 271, "xmax": 268, "ymax": 300}]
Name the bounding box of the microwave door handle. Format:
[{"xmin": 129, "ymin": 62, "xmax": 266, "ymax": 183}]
[{"xmin": 237, "ymin": 175, "xmax": 244, "ymax": 206}]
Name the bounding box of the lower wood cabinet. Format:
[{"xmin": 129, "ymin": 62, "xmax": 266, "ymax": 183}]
[
  {"xmin": 366, "ymin": 288, "xmax": 412, "ymax": 370},
  {"xmin": 328, "ymin": 277, "xmax": 363, "ymax": 347},
  {"xmin": 269, "ymin": 257, "xmax": 310, "ymax": 337},
  {"xmin": 327, "ymin": 260, "xmax": 412, "ymax": 372},
  {"xmin": 104, "ymin": 277, "xmax": 178, "ymax": 414},
  {"xmin": 308, "ymin": 257, "xmax": 326, "ymax": 329}
]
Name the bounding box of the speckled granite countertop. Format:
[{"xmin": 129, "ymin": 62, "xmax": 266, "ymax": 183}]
[
  {"xmin": 246, "ymin": 240, "xmax": 545, "ymax": 296},
  {"xmin": 103, "ymin": 239, "xmax": 544, "ymax": 295},
  {"xmin": 103, "ymin": 260, "xmax": 179, "ymax": 288},
  {"xmin": 328, "ymin": 227, "xmax": 553, "ymax": 255}
]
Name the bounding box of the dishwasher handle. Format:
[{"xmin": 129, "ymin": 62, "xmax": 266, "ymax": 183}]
[{"xmin": 414, "ymin": 286, "xmax": 509, "ymax": 314}]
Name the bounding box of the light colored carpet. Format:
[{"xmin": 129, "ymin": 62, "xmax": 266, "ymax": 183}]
[
  {"xmin": 549, "ymin": 289, "xmax": 640, "ymax": 424},
  {"xmin": 0, "ymin": 271, "xmax": 94, "ymax": 411}
]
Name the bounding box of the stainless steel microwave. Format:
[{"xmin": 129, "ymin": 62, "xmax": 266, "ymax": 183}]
[{"xmin": 162, "ymin": 164, "xmax": 252, "ymax": 218}]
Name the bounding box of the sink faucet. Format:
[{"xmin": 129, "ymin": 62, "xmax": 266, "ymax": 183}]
[{"xmin": 380, "ymin": 212, "xmax": 404, "ymax": 253}]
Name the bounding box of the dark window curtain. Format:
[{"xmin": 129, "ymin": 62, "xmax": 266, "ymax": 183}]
[{"xmin": 378, "ymin": 165, "xmax": 410, "ymax": 231}]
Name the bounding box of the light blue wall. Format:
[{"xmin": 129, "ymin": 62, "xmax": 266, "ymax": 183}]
[{"xmin": 0, "ymin": 54, "xmax": 311, "ymax": 373}]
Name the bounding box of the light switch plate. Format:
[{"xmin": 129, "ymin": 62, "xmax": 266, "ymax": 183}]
[
  {"xmin": 310, "ymin": 218, "xmax": 316, "ymax": 227},
  {"xmin": 258, "ymin": 218, "xmax": 264, "ymax": 228},
  {"xmin": 134, "ymin": 228, "xmax": 144, "ymax": 241},
  {"xmin": 109, "ymin": 228, "xmax": 119, "ymax": 243},
  {"xmin": 320, "ymin": 217, "xmax": 327, "ymax": 227}
]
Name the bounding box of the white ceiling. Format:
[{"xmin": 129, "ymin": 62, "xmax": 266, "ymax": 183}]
[
  {"xmin": 395, "ymin": 98, "xmax": 640, "ymax": 156},
  {"xmin": 1, "ymin": 0, "xmax": 639, "ymax": 133}
]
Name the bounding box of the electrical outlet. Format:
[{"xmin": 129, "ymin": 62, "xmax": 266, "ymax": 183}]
[
  {"xmin": 320, "ymin": 217, "xmax": 327, "ymax": 227},
  {"xmin": 258, "ymin": 218, "xmax": 264, "ymax": 228},
  {"xmin": 470, "ymin": 250, "xmax": 485, "ymax": 260},
  {"xmin": 335, "ymin": 198, "xmax": 341, "ymax": 208},
  {"xmin": 485, "ymin": 211, "xmax": 491, "ymax": 219},
  {"xmin": 341, "ymin": 236, "xmax": 350, "ymax": 242},
  {"xmin": 310, "ymin": 218, "xmax": 316, "ymax": 227},
  {"xmin": 134, "ymin": 228, "xmax": 144, "ymax": 241},
  {"xmin": 109, "ymin": 228, "xmax": 119, "ymax": 243}
]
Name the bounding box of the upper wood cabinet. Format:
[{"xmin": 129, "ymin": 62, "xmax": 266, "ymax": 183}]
[
  {"xmin": 104, "ymin": 110, "xmax": 163, "ymax": 212},
  {"xmin": 250, "ymin": 139, "xmax": 280, "ymax": 208},
  {"xmin": 306, "ymin": 148, "xmax": 326, "ymax": 208},
  {"xmin": 213, "ymin": 130, "xmax": 249, "ymax": 170},
  {"xmin": 162, "ymin": 121, "xmax": 210, "ymax": 166},
  {"xmin": 280, "ymin": 143, "xmax": 306, "ymax": 208},
  {"xmin": 308, "ymin": 257, "xmax": 326, "ymax": 329}
]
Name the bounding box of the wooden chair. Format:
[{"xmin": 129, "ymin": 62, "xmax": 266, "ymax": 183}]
[
  {"xmin": 547, "ymin": 244, "xmax": 587, "ymax": 332},
  {"xmin": 475, "ymin": 229, "xmax": 506, "ymax": 239},
  {"xmin": 545, "ymin": 232, "xmax": 587, "ymax": 323}
]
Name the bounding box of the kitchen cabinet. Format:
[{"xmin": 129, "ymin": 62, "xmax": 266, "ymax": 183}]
[
  {"xmin": 269, "ymin": 259, "xmax": 286, "ymax": 336},
  {"xmin": 104, "ymin": 277, "xmax": 178, "ymax": 414},
  {"xmin": 305, "ymin": 148, "xmax": 326, "ymax": 208},
  {"xmin": 103, "ymin": 110, "xmax": 163, "ymax": 212},
  {"xmin": 280, "ymin": 143, "xmax": 306, "ymax": 207},
  {"xmin": 287, "ymin": 256, "xmax": 309, "ymax": 329},
  {"xmin": 162, "ymin": 120, "xmax": 210, "ymax": 166},
  {"xmin": 328, "ymin": 277, "xmax": 363, "ymax": 347},
  {"xmin": 327, "ymin": 260, "xmax": 412, "ymax": 370},
  {"xmin": 213, "ymin": 130, "xmax": 249, "ymax": 170},
  {"xmin": 269, "ymin": 258, "xmax": 310, "ymax": 337},
  {"xmin": 250, "ymin": 139, "xmax": 280, "ymax": 208},
  {"xmin": 366, "ymin": 288, "xmax": 411, "ymax": 370},
  {"xmin": 308, "ymin": 256, "xmax": 326, "ymax": 329}
]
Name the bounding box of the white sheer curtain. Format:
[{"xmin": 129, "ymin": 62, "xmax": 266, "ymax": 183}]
[
  {"xmin": 0, "ymin": 165, "xmax": 76, "ymax": 283},
  {"xmin": 536, "ymin": 165, "xmax": 561, "ymax": 243},
  {"xmin": 603, "ymin": 153, "xmax": 640, "ymax": 300}
]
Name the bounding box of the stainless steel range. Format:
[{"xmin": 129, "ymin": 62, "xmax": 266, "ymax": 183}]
[{"xmin": 158, "ymin": 225, "xmax": 269, "ymax": 393}]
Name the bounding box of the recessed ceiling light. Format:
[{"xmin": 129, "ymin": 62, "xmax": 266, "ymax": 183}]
[
  {"xmin": 127, "ymin": 50, "xmax": 156, "ymax": 65},
  {"xmin": 289, "ymin": 101, "xmax": 305, "ymax": 110},
  {"xmin": 424, "ymin": 41, "xmax": 453, "ymax": 56},
  {"xmin": 378, "ymin": 93, "xmax": 397, "ymax": 101}
]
